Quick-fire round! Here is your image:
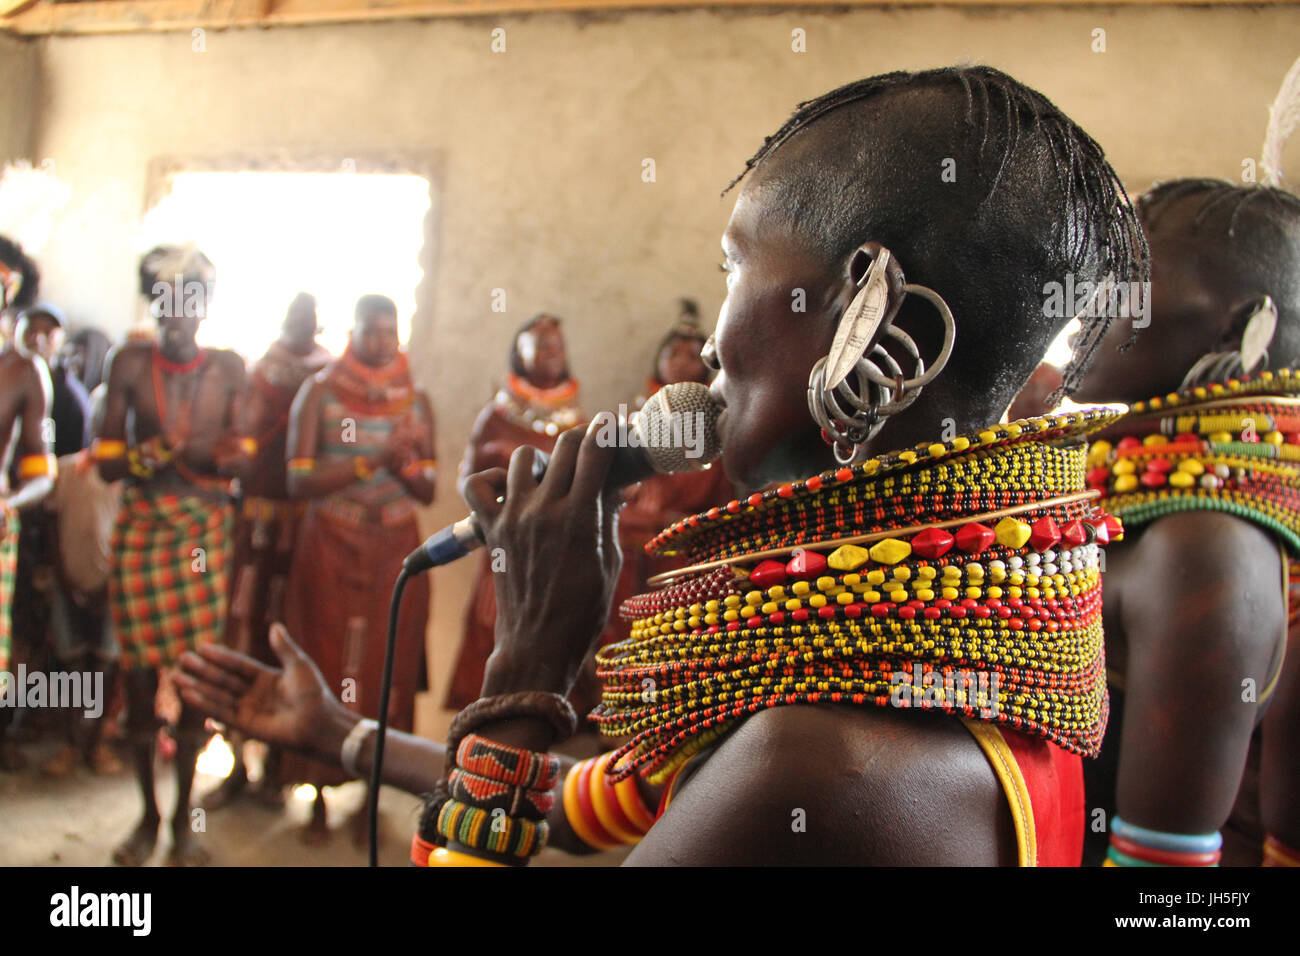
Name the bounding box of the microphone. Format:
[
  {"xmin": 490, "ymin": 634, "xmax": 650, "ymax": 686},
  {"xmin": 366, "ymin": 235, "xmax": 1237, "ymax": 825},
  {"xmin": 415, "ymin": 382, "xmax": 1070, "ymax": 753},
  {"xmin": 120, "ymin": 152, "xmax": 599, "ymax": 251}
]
[{"xmin": 402, "ymin": 381, "xmax": 724, "ymax": 573}]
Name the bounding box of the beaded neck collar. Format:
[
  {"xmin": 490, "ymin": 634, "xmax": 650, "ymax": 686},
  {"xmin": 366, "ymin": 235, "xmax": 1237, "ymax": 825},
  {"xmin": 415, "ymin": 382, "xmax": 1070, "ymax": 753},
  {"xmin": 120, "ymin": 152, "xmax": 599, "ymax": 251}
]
[
  {"xmin": 325, "ymin": 346, "xmax": 415, "ymax": 417},
  {"xmin": 647, "ymin": 407, "xmax": 1123, "ymax": 560},
  {"xmin": 598, "ymin": 409, "xmax": 1123, "ymax": 783},
  {"xmin": 496, "ymin": 374, "xmax": 583, "ymax": 435},
  {"xmin": 1087, "ymin": 368, "xmax": 1300, "ymax": 554}
]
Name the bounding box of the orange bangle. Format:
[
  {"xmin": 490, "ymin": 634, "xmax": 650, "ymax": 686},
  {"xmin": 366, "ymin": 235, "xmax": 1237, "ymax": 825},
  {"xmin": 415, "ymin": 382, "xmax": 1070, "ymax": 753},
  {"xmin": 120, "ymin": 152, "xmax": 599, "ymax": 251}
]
[
  {"xmin": 613, "ymin": 760, "xmax": 658, "ymax": 834},
  {"xmin": 354, "ymin": 456, "xmax": 375, "ymax": 481},
  {"xmin": 17, "ymin": 453, "xmax": 56, "ymax": 480},
  {"xmin": 588, "ymin": 752, "xmax": 644, "ymax": 845},
  {"xmin": 91, "ymin": 439, "xmax": 126, "ymax": 461},
  {"xmin": 238, "ymin": 436, "xmax": 258, "ymax": 456},
  {"xmin": 563, "ymin": 758, "xmax": 621, "ymax": 851}
]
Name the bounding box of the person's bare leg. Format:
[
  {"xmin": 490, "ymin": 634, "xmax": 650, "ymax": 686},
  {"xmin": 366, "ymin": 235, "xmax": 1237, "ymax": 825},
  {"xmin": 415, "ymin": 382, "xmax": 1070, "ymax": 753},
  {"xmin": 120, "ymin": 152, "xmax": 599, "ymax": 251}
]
[
  {"xmin": 112, "ymin": 668, "xmax": 160, "ymax": 866},
  {"xmin": 250, "ymin": 745, "xmax": 285, "ymax": 808},
  {"xmin": 200, "ymin": 730, "xmax": 247, "ymax": 810},
  {"xmin": 167, "ymin": 700, "xmax": 211, "ymax": 865},
  {"xmin": 41, "ymin": 653, "xmax": 82, "ymax": 777},
  {"xmin": 348, "ymin": 785, "xmax": 378, "ymax": 849},
  {"xmin": 301, "ymin": 788, "xmax": 330, "ymax": 845},
  {"xmin": 86, "ymin": 658, "xmax": 124, "ymax": 774}
]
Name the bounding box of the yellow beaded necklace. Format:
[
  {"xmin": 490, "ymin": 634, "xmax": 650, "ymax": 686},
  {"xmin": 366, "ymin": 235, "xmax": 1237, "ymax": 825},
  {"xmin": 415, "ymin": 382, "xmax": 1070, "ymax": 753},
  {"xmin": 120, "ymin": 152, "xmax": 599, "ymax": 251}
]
[{"xmin": 596, "ymin": 409, "xmax": 1123, "ymax": 783}]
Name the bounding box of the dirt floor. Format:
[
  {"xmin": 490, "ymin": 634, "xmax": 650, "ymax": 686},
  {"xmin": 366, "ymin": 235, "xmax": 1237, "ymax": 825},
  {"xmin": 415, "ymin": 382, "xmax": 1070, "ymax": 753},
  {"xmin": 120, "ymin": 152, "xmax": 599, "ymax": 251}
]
[{"xmin": 0, "ymin": 734, "xmax": 626, "ymax": 867}]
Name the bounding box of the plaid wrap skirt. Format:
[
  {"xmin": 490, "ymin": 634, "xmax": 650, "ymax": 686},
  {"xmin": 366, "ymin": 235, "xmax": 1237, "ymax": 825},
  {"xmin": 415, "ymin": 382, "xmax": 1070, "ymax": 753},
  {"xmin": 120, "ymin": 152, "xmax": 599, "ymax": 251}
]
[{"xmin": 109, "ymin": 486, "xmax": 233, "ymax": 671}]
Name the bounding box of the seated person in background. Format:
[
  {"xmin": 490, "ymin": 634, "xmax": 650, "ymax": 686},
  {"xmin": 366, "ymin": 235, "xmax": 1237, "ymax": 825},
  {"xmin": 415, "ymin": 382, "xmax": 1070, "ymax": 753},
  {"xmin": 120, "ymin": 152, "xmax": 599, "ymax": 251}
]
[
  {"xmin": 189, "ymin": 65, "xmax": 1146, "ymax": 866},
  {"xmin": 278, "ymin": 294, "xmax": 435, "ymax": 844},
  {"xmin": 1070, "ymin": 179, "xmax": 1300, "ymax": 868}
]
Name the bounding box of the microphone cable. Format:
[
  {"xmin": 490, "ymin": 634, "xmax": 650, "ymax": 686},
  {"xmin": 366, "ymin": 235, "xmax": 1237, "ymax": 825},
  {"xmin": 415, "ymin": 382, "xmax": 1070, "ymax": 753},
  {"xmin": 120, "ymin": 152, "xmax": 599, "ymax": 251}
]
[{"xmin": 368, "ymin": 564, "xmax": 412, "ymax": 867}]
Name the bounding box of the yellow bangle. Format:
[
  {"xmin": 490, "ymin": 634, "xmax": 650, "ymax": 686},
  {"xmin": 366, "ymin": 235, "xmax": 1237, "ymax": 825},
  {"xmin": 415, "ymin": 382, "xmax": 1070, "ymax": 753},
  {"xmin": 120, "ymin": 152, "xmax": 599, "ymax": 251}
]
[
  {"xmin": 91, "ymin": 439, "xmax": 126, "ymax": 461},
  {"xmin": 614, "ymin": 761, "xmax": 658, "ymax": 835},
  {"xmin": 425, "ymin": 847, "xmax": 509, "ymax": 867},
  {"xmin": 238, "ymin": 436, "xmax": 258, "ymax": 456},
  {"xmin": 588, "ymin": 752, "xmax": 644, "ymax": 845},
  {"xmin": 562, "ymin": 758, "xmax": 621, "ymax": 851},
  {"xmin": 17, "ymin": 453, "xmax": 56, "ymax": 480},
  {"xmin": 354, "ymin": 456, "xmax": 375, "ymax": 481}
]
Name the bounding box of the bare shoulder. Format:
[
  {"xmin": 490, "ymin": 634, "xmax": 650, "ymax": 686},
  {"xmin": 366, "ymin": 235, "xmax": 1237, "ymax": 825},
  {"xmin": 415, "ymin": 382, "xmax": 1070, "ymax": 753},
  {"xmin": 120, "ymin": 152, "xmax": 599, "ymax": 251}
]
[
  {"xmin": 1135, "ymin": 510, "xmax": 1281, "ymax": 572},
  {"xmin": 105, "ymin": 341, "xmax": 153, "ymax": 380},
  {"xmin": 206, "ymin": 347, "xmax": 246, "ymax": 377},
  {"xmin": 0, "ymin": 348, "xmax": 40, "ymax": 382},
  {"xmin": 626, "ymin": 704, "xmax": 1012, "ymax": 866},
  {"xmin": 1123, "ymin": 510, "xmax": 1284, "ymax": 658}
]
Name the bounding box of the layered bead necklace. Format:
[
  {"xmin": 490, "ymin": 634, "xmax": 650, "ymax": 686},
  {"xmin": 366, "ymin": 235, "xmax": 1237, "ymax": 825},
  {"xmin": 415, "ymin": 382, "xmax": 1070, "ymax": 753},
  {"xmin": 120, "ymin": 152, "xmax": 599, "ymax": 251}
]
[
  {"xmin": 595, "ymin": 409, "xmax": 1123, "ymax": 784},
  {"xmin": 1087, "ymin": 369, "xmax": 1300, "ymax": 555}
]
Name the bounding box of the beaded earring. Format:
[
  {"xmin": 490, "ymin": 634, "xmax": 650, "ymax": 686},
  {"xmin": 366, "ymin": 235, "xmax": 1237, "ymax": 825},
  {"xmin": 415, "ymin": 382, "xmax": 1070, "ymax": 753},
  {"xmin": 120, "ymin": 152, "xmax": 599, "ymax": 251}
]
[
  {"xmin": 807, "ymin": 246, "xmax": 956, "ymax": 464},
  {"xmin": 1178, "ymin": 295, "xmax": 1277, "ymax": 391}
]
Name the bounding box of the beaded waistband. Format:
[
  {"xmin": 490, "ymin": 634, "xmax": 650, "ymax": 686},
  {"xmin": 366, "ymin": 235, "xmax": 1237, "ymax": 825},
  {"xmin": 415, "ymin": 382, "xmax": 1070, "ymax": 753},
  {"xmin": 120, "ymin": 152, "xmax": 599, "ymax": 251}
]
[
  {"xmin": 317, "ymin": 496, "xmax": 417, "ymax": 528},
  {"xmin": 240, "ymin": 496, "xmax": 309, "ymax": 523}
]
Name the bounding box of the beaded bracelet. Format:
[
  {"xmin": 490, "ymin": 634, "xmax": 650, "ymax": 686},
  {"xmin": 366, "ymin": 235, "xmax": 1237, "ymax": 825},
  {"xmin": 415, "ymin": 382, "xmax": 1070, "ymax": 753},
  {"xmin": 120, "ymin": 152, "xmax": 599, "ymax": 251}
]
[
  {"xmin": 455, "ymin": 733, "xmax": 561, "ymax": 790},
  {"xmin": 436, "ymin": 798, "xmax": 548, "ymax": 859},
  {"xmin": 418, "ymin": 702, "xmax": 573, "ymax": 866},
  {"xmin": 448, "ymin": 766, "xmax": 554, "ymax": 820}
]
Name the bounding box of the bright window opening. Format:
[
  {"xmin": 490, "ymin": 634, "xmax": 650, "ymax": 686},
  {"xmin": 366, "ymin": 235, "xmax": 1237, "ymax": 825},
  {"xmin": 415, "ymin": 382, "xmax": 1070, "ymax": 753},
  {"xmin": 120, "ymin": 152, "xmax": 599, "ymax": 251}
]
[{"xmin": 138, "ymin": 171, "xmax": 431, "ymax": 359}]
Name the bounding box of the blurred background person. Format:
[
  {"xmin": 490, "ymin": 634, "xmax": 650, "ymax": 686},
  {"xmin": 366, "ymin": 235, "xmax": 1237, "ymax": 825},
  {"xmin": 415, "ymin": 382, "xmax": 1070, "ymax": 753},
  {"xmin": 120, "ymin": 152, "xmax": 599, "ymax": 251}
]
[
  {"xmin": 205, "ymin": 292, "xmax": 331, "ymax": 810},
  {"xmin": 442, "ymin": 313, "xmax": 583, "ymax": 711},
  {"xmin": 96, "ymin": 244, "xmax": 252, "ymax": 866},
  {"xmin": 41, "ymin": 387, "xmax": 125, "ymax": 777},
  {"xmin": 279, "ymin": 294, "xmax": 435, "ymax": 844},
  {"xmin": 0, "ymin": 236, "xmax": 55, "ymax": 772}
]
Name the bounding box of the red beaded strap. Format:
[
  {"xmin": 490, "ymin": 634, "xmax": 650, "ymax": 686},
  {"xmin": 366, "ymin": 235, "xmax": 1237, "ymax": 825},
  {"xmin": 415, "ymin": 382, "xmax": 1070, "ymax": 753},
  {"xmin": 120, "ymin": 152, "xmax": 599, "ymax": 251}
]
[
  {"xmin": 456, "ymin": 733, "xmax": 561, "ymax": 790},
  {"xmin": 448, "ymin": 766, "xmax": 555, "ymax": 820}
]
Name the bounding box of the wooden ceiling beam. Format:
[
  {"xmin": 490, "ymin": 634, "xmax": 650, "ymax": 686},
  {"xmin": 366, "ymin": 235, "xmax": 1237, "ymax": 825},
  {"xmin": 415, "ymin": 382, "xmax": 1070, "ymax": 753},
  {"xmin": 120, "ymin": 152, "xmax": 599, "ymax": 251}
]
[{"xmin": 4, "ymin": 0, "xmax": 1295, "ymax": 37}]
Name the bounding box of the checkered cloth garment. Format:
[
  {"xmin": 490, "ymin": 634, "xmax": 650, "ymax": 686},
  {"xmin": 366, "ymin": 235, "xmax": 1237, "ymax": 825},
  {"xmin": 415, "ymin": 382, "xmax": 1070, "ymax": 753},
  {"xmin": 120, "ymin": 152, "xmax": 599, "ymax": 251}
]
[{"xmin": 109, "ymin": 486, "xmax": 233, "ymax": 671}]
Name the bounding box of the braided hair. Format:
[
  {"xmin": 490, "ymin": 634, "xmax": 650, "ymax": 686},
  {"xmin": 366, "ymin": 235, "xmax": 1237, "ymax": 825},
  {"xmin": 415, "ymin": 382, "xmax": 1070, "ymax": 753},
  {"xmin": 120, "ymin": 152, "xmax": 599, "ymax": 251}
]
[
  {"xmin": 1138, "ymin": 178, "xmax": 1300, "ymax": 368},
  {"xmin": 723, "ymin": 66, "xmax": 1148, "ymax": 404}
]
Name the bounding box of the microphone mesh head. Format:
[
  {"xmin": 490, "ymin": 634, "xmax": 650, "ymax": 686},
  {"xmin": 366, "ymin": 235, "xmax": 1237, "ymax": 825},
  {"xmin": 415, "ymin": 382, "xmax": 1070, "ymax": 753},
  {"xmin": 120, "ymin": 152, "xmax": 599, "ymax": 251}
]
[{"xmin": 634, "ymin": 381, "xmax": 724, "ymax": 474}]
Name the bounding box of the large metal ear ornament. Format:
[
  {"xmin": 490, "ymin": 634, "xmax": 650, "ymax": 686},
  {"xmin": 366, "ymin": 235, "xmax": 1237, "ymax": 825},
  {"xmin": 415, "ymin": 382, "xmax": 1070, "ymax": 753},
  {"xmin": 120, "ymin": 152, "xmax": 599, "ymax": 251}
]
[
  {"xmin": 1240, "ymin": 295, "xmax": 1278, "ymax": 375},
  {"xmin": 807, "ymin": 247, "xmax": 957, "ymax": 465},
  {"xmin": 1179, "ymin": 295, "xmax": 1278, "ymax": 391},
  {"xmin": 701, "ymin": 334, "xmax": 720, "ymax": 372}
]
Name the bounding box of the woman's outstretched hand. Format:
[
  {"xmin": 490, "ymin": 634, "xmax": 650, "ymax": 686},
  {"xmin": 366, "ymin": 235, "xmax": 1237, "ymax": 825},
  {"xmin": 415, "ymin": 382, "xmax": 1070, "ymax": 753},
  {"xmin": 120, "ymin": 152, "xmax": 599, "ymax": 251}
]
[
  {"xmin": 176, "ymin": 623, "xmax": 358, "ymax": 760},
  {"xmin": 462, "ymin": 413, "xmax": 623, "ymax": 699}
]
